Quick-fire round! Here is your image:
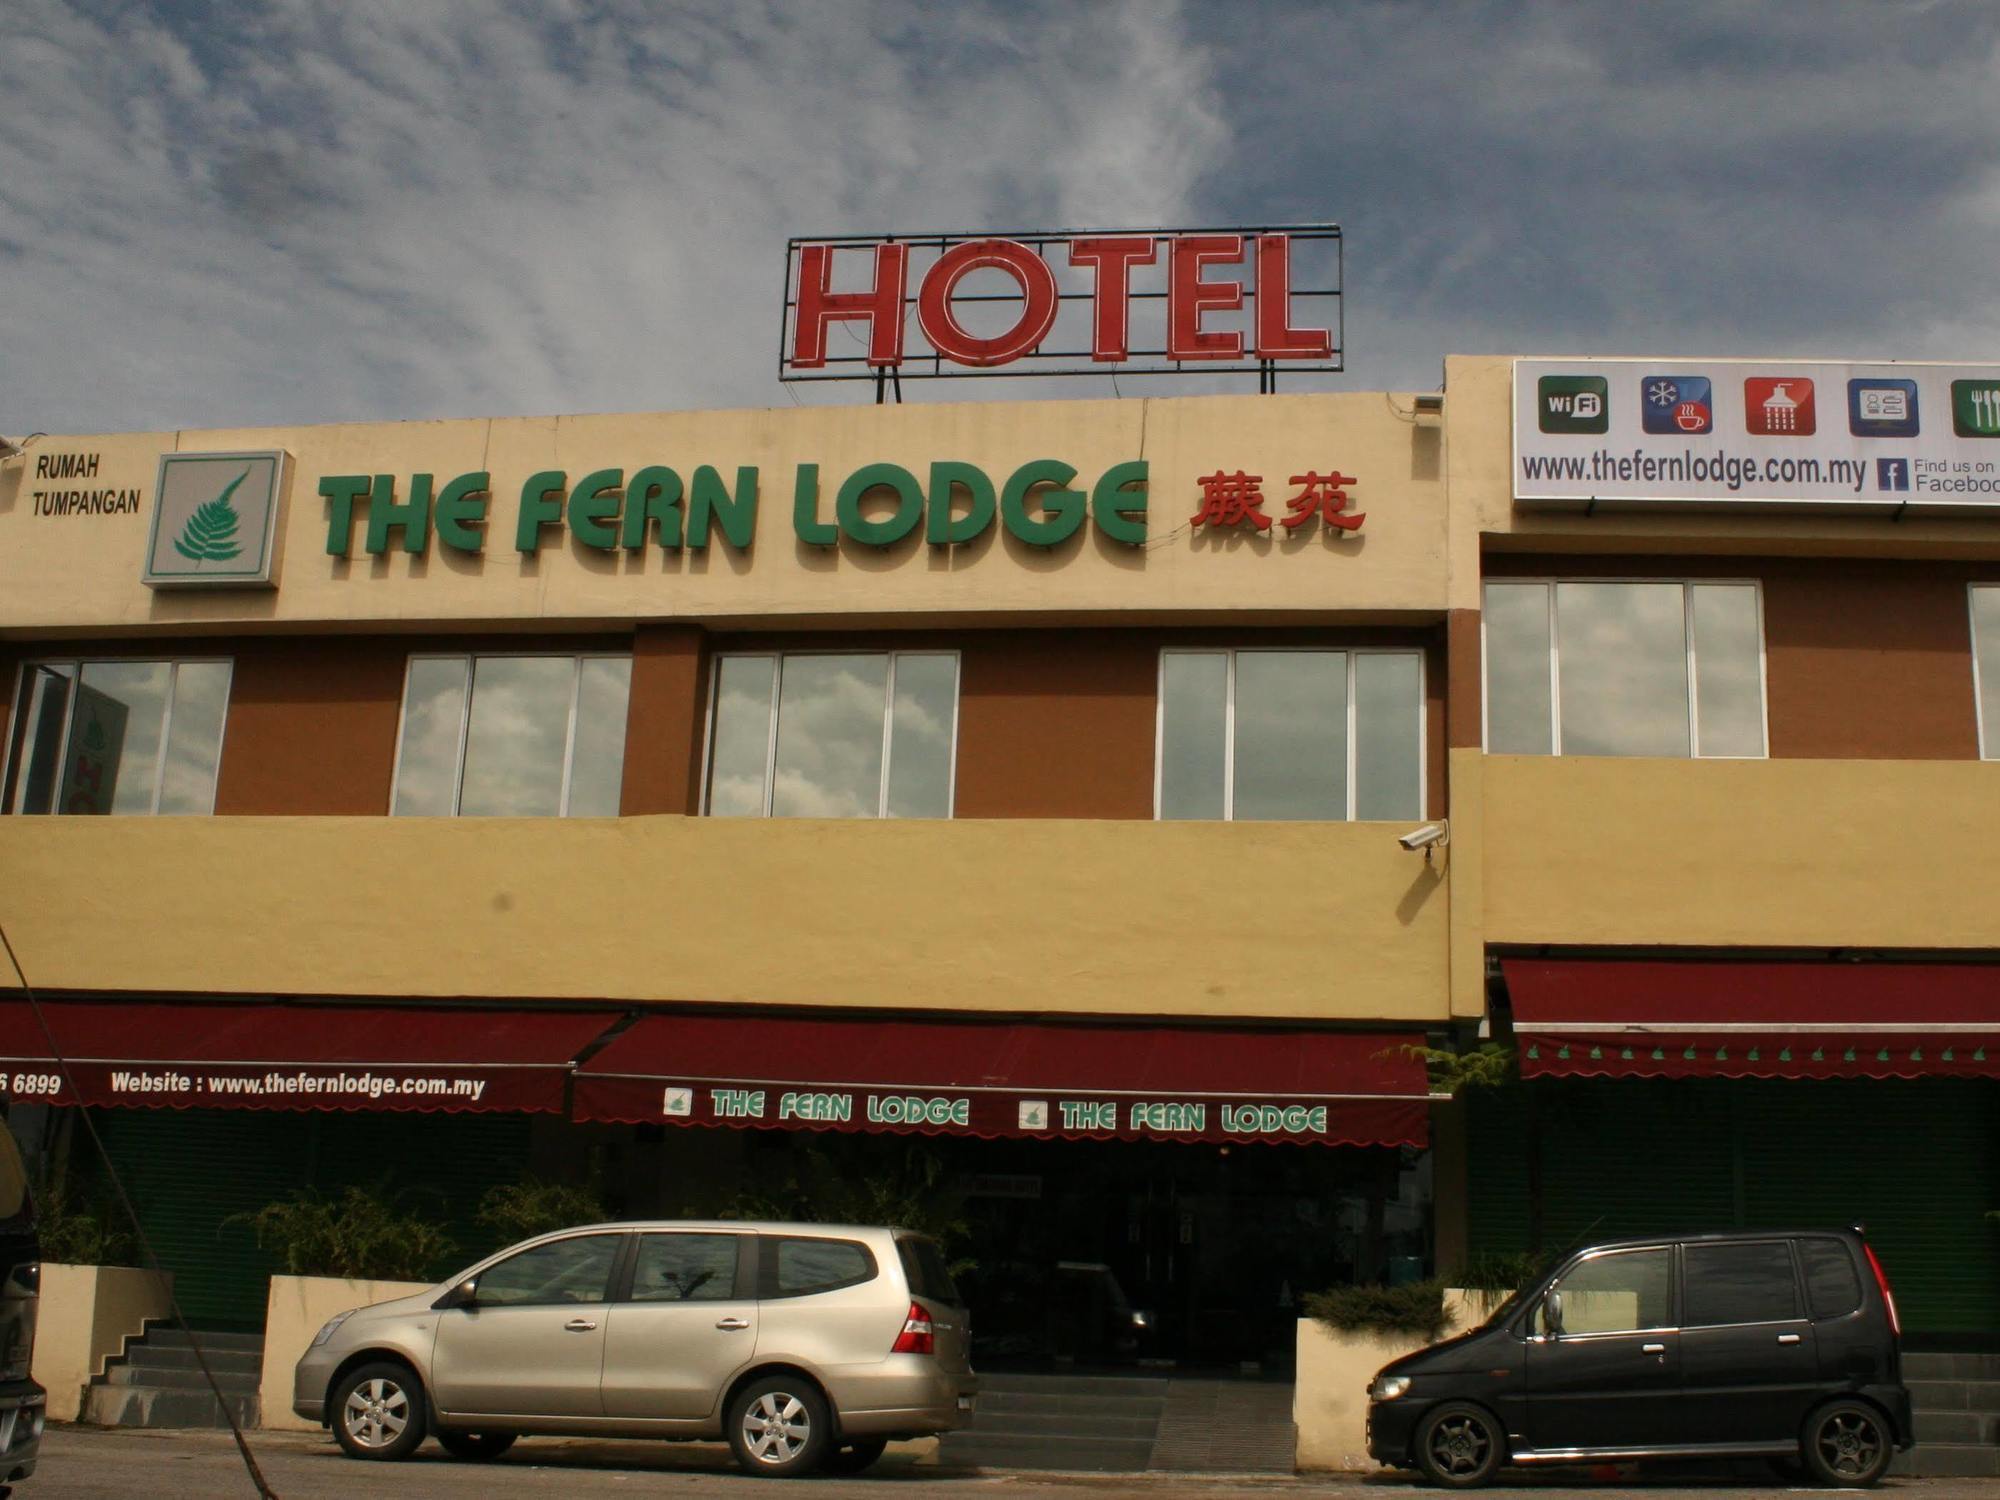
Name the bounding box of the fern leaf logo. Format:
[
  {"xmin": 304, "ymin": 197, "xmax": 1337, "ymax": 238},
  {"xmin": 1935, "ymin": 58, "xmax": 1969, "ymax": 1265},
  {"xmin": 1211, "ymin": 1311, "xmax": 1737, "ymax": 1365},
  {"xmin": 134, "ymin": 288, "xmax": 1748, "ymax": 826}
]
[{"xmin": 172, "ymin": 470, "xmax": 249, "ymax": 565}]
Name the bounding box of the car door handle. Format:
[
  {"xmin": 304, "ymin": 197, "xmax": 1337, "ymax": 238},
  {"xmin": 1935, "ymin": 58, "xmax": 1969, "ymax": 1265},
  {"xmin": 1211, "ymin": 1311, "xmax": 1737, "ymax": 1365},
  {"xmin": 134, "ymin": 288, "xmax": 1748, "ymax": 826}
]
[
  {"xmin": 564, "ymin": 1318, "xmax": 598, "ymax": 1332},
  {"xmin": 715, "ymin": 1317, "xmax": 750, "ymax": 1331},
  {"xmin": 1778, "ymin": 1333, "xmax": 1802, "ymax": 1345},
  {"xmin": 1640, "ymin": 1343, "xmax": 1666, "ymax": 1354}
]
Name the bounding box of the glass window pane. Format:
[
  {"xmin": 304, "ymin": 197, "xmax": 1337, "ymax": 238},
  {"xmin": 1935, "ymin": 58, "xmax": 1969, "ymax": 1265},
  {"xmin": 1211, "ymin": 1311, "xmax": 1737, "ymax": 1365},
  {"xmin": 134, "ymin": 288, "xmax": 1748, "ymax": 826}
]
[
  {"xmin": 393, "ymin": 659, "xmax": 469, "ymax": 816},
  {"xmin": 157, "ymin": 663, "xmax": 231, "ymax": 814},
  {"xmin": 1556, "ymin": 582, "xmax": 1690, "ymax": 756},
  {"xmin": 708, "ymin": 657, "xmax": 776, "ymax": 816},
  {"xmin": 566, "ymin": 658, "xmax": 631, "ymax": 816},
  {"xmin": 886, "ymin": 654, "xmax": 957, "ymax": 818},
  {"xmin": 71, "ymin": 662, "xmax": 170, "ymax": 814},
  {"xmin": 1354, "ymin": 653, "xmax": 1423, "ymax": 820},
  {"xmin": 476, "ymin": 1234, "xmax": 620, "ymax": 1307},
  {"xmin": 630, "ymin": 1234, "xmax": 740, "ymax": 1302},
  {"xmin": 458, "ymin": 657, "xmax": 575, "ymax": 817},
  {"xmin": 1158, "ymin": 653, "xmax": 1227, "ymax": 819},
  {"xmin": 1974, "ymin": 587, "xmax": 2000, "ymax": 756},
  {"xmin": 767, "ymin": 1237, "xmax": 876, "ymax": 1299},
  {"xmin": 1483, "ymin": 583, "xmax": 1553, "ymax": 754},
  {"xmin": 1684, "ymin": 1242, "xmax": 1801, "ymax": 1326},
  {"xmin": 1544, "ymin": 1248, "xmax": 1673, "ymax": 1335},
  {"xmin": 1691, "ymin": 585, "xmax": 1764, "ymax": 757},
  {"xmin": 7, "ymin": 663, "xmax": 75, "ymax": 814},
  {"xmin": 771, "ymin": 655, "xmax": 888, "ymax": 818},
  {"xmin": 1232, "ymin": 651, "xmax": 1346, "ymax": 820},
  {"xmin": 1799, "ymin": 1239, "xmax": 1863, "ymax": 1320}
]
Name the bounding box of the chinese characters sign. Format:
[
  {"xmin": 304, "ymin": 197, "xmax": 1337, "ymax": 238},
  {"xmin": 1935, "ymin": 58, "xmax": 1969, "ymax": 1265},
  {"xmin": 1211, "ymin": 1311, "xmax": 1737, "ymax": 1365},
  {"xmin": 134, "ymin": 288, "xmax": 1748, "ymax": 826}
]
[{"xmin": 1191, "ymin": 469, "xmax": 1364, "ymax": 533}]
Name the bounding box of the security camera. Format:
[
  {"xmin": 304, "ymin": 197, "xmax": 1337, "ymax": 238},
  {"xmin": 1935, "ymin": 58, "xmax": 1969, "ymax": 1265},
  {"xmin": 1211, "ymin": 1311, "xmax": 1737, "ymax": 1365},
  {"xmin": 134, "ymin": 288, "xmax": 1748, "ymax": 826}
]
[
  {"xmin": 0, "ymin": 437, "xmax": 22, "ymax": 459},
  {"xmin": 1397, "ymin": 821, "xmax": 1449, "ymax": 853}
]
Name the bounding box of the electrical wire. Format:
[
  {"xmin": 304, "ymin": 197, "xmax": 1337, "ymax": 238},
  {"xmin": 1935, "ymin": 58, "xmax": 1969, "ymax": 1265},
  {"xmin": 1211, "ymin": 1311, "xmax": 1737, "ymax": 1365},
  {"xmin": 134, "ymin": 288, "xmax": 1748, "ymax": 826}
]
[{"xmin": 0, "ymin": 923, "xmax": 280, "ymax": 1499}]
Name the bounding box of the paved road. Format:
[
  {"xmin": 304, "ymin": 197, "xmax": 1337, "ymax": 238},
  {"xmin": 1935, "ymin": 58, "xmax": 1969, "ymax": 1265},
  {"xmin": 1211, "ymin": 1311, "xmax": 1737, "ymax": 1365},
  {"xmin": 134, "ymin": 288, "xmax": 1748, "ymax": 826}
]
[{"xmin": 17, "ymin": 1428, "xmax": 2000, "ymax": 1499}]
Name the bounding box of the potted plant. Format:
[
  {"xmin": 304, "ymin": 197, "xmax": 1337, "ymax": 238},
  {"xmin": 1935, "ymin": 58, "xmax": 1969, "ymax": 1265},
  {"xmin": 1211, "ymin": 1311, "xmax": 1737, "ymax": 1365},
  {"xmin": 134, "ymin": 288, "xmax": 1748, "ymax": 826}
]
[{"xmin": 30, "ymin": 1176, "xmax": 174, "ymax": 1422}]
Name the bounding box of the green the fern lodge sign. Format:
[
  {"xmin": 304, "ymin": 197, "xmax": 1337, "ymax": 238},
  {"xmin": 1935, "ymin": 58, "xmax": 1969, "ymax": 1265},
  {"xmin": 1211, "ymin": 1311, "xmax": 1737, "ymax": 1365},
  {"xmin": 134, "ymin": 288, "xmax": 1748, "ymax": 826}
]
[{"xmin": 143, "ymin": 450, "xmax": 289, "ymax": 589}]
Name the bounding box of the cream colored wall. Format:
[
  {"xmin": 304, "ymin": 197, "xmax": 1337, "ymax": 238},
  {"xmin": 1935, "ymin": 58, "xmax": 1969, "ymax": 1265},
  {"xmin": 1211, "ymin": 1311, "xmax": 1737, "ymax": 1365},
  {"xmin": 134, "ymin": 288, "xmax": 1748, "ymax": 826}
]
[
  {"xmin": 261, "ymin": 1274, "xmax": 430, "ymax": 1432},
  {"xmin": 1443, "ymin": 353, "xmax": 2000, "ymax": 576},
  {"xmin": 0, "ymin": 392, "xmax": 1449, "ymax": 634},
  {"xmin": 32, "ymin": 1263, "xmax": 175, "ymax": 1422},
  {"xmin": 1483, "ymin": 756, "xmax": 2000, "ymax": 948},
  {"xmin": 0, "ymin": 814, "xmax": 1451, "ymax": 1022}
]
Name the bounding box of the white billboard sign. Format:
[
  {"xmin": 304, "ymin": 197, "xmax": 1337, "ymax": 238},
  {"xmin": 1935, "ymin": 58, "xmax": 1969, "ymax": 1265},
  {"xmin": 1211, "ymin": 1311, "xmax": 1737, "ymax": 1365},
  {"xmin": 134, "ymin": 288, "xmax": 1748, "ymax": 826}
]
[{"xmin": 1513, "ymin": 358, "xmax": 2000, "ymax": 510}]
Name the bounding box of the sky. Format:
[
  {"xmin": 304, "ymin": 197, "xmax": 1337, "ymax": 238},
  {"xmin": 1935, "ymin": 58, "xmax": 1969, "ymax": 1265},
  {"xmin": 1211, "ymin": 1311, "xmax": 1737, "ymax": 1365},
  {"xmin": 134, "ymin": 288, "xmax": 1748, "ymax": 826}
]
[{"xmin": 4, "ymin": 0, "xmax": 1999, "ymax": 436}]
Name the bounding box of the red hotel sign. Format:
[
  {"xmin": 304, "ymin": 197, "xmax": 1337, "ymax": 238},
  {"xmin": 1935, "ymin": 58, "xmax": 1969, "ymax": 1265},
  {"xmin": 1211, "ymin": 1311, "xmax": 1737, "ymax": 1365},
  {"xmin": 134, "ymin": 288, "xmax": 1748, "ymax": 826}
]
[{"xmin": 781, "ymin": 226, "xmax": 1342, "ymax": 383}]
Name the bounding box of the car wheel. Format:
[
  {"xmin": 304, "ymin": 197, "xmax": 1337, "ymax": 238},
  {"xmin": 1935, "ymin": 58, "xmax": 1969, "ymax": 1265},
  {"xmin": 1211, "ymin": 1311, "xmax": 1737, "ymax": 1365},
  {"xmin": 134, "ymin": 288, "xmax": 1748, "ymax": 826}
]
[
  {"xmin": 727, "ymin": 1375, "xmax": 832, "ymax": 1478},
  {"xmin": 331, "ymin": 1361, "xmax": 428, "ymax": 1461},
  {"xmin": 435, "ymin": 1430, "xmax": 517, "ymax": 1461},
  {"xmin": 822, "ymin": 1437, "xmax": 889, "ymax": 1474},
  {"xmin": 1414, "ymin": 1401, "xmax": 1503, "ymax": 1489},
  {"xmin": 1802, "ymin": 1399, "xmax": 1892, "ymax": 1487}
]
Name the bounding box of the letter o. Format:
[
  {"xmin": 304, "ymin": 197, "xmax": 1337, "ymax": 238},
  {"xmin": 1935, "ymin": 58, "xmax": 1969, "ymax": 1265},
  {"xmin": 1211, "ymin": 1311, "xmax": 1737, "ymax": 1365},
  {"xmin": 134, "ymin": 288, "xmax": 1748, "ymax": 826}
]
[{"xmin": 918, "ymin": 239, "xmax": 1059, "ymax": 368}]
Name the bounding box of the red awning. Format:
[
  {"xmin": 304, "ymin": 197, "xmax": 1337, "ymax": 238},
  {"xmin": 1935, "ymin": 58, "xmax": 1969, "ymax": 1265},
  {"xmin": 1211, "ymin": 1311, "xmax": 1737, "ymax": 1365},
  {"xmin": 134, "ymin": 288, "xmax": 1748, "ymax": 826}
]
[
  {"xmin": 0, "ymin": 999, "xmax": 623, "ymax": 1114},
  {"xmin": 573, "ymin": 1014, "xmax": 1431, "ymax": 1147},
  {"xmin": 1504, "ymin": 959, "xmax": 2000, "ymax": 1080}
]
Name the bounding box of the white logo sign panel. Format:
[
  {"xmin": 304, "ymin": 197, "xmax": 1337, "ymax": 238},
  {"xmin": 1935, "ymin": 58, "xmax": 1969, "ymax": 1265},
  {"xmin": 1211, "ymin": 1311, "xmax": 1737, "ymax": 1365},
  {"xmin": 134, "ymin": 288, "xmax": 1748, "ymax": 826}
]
[
  {"xmin": 143, "ymin": 450, "xmax": 288, "ymax": 588},
  {"xmin": 1514, "ymin": 359, "xmax": 2000, "ymax": 510}
]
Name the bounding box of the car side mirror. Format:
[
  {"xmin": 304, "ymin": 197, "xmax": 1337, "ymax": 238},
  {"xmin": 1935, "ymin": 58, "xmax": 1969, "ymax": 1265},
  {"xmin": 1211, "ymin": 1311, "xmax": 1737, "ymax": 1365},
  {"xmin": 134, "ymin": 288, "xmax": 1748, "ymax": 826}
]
[
  {"xmin": 432, "ymin": 1278, "xmax": 478, "ymax": 1312},
  {"xmin": 1543, "ymin": 1290, "xmax": 1564, "ymax": 1337}
]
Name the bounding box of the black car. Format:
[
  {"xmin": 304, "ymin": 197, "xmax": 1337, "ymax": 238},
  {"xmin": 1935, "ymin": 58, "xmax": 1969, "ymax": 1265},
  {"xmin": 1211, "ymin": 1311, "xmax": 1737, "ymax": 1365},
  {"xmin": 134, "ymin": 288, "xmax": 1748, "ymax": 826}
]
[{"xmin": 1367, "ymin": 1229, "xmax": 1911, "ymax": 1488}]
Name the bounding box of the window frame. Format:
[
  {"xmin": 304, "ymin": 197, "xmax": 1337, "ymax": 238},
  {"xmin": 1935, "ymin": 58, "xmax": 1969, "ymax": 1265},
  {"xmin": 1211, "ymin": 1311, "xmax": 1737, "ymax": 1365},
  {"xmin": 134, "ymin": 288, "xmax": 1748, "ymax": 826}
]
[
  {"xmin": 756, "ymin": 1234, "xmax": 880, "ymax": 1301},
  {"xmin": 1480, "ymin": 577, "xmax": 1770, "ymax": 758},
  {"xmin": 388, "ymin": 650, "xmax": 632, "ymax": 817},
  {"xmin": 2, "ymin": 656, "xmax": 234, "ymax": 816},
  {"xmin": 699, "ymin": 649, "xmax": 963, "ymax": 818},
  {"xmin": 469, "ymin": 1229, "xmax": 626, "ymax": 1309},
  {"xmin": 1971, "ymin": 583, "xmax": 2000, "ymax": 760},
  {"xmin": 1536, "ymin": 1243, "xmax": 1680, "ymax": 1338},
  {"xmin": 1151, "ymin": 646, "xmax": 1428, "ymax": 821}
]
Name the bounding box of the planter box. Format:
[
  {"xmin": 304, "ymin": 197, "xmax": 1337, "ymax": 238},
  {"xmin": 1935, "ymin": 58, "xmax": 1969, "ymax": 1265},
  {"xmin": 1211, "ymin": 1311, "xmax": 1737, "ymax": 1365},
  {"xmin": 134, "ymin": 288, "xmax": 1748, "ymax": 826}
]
[
  {"xmin": 32, "ymin": 1263, "xmax": 175, "ymax": 1421},
  {"xmin": 1293, "ymin": 1288, "xmax": 1513, "ymax": 1471},
  {"xmin": 259, "ymin": 1274, "xmax": 431, "ymax": 1432}
]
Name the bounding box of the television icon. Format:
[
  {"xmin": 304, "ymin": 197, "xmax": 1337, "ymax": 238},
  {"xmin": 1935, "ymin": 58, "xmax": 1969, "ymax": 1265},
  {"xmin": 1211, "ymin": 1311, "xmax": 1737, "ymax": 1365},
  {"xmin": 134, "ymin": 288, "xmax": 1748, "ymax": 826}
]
[{"xmin": 1848, "ymin": 379, "xmax": 1920, "ymax": 438}]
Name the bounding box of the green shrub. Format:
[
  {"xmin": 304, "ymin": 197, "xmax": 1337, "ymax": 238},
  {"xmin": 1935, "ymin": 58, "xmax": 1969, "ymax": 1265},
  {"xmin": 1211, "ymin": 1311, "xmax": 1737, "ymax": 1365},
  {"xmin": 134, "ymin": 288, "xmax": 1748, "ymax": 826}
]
[
  {"xmin": 476, "ymin": 1177, "xmax": 608, "ymax": 1246},
  {"xmin": 1303, "ymin": 1278, "xmax": 1452, "ymax": 1342},
  {"xmin": 723, "ymin": 1139, "xmax": 973, "ymax": 1275},
  {"xmin": 33, "ymin": 1177, "xmax": 137, "ymax": 1268},
  {"xmin": 1450, "ymin": 1250, "xmax": 1547, "ymax": 1293},
  {"xmin": 228, "ymin": 1182, "xmax": 455, "ymax": 1281}
]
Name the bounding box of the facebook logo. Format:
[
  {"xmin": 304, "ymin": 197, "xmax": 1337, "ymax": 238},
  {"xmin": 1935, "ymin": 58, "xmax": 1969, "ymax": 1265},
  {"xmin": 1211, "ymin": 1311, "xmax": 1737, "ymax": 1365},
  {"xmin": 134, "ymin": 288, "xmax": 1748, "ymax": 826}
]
[{"xmin": 1877, "ymin": 458, "xmax": 1911, "ymax": 492}]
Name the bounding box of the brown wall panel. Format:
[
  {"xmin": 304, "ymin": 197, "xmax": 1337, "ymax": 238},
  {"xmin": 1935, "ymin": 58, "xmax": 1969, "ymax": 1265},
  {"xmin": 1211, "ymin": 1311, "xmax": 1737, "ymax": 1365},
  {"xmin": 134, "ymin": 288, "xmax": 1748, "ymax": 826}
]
[
  {"xmin": 1484, "ymin": 555, "xmax": 1983, "ymax": 760},
  {"xmin": 621, "ymin": 625, "xmax": 708, "ymax": 815},
  {"xmin": 215, "ymin": 639, "xmax": 410, "ymax": 814}
]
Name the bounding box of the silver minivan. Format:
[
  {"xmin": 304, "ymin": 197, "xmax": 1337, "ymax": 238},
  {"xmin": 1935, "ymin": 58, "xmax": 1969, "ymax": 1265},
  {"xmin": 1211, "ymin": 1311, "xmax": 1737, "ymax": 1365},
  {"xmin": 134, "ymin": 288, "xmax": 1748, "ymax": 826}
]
[{"xmin": 295, "ymin": 1221, "xmax": 976, "ymax": 1478}]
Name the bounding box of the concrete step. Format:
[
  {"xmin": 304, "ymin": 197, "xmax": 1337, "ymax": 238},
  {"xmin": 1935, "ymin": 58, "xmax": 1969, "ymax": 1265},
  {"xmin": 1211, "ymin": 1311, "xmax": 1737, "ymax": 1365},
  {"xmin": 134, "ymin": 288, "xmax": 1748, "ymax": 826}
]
[
  {"xmin": 83, "ymin": 1383, "xmax": 260, "ymax": 1431},
  {"xmin": 938, "ymin": 1431, "xmax": 1159, "ymax": 1472},
  {"xmin": 1905, "ymin": 1352, "xmax": 2000, "ymax": 1381},
  {"xmin": 963, "ymin": 1409, "xmax": 1159, "ymax": 1439},
  {"xmin": 974, "ymin": 1374, "xmax": 1169, "ymax": 1398},
  {"xmin": 101, "ymin": 1364, "xmax": 261, "ymax": 1395},
  {"xmin": 1909, "ymin": 1379, "xmax": 2000, "ymax": 1412},
  {"xmin": 974, "ymin": 1390, "xmax": 1167, "ymax": 1420},
  {"xmin": 123, "ymin": 1345, "xmax": 263, "ymax": 1377},
  {"xmin": 1916, "ymin": 1409, "xmax": 2000, "ymax": 1445},
  {"xmin": 1893, "ymin": 1444, "xmax": 2000, "ymax": 1479}
]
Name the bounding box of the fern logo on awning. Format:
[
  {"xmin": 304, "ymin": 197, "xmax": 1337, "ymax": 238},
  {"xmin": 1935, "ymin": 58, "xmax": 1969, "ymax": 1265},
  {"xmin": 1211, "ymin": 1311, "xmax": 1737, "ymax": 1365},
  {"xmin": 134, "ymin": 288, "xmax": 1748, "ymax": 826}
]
[{"xmin": 143, "ymin": 450, "xmax": 289, "ymax": 588}]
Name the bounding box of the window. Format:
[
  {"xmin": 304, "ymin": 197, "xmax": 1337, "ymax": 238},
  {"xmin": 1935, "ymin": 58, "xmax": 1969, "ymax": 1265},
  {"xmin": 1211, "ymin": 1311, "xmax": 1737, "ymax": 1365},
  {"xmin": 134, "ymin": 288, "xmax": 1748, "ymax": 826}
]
[
  {"xmin": 1973, "ymin": 586, "xmax": 2000, "ymax": 757},
  {"xmin": 1483, "ymin": 581, "xmax": 1766, "ymax": 757},
  {"xmin": 474, "ymin": 1234, "xmax": 621, "ymax": 1307},
  {"xmin": 1798, "ymin": 1238, "xmax": 1863, "ymax": 1320},
  {"xmin": 896, "ymin": 1236, "xmax": 963, "ymax": 1308},
  {"xmin": 760, "ymin": 1237, "xmax": 877, "ymax": 1299},
  {"xmin": 1684, "ymin": 1241, "xmax": 1801, "ymax": 1326},
  {"xmin": 629, "ymin": 1234, "xmax": 740, "ymax": 1302},
  {"xmin": 4, "ymin": 659, "xmax": 231, "ymax": 815},
  {"xmin": 1157, "ymin": 649, "xmax": 1424, "ymax": 820},
  {"xmin": 1541, "ymin": 1247, "xmax": 1673, "ymax": 1335},
  {"xmin": 705, "ymin": 652, "xmax": 958, "ymax": 818},
  {"xmin": 391, "ymin": 654, "xmax": 631, "ymax": 816}
]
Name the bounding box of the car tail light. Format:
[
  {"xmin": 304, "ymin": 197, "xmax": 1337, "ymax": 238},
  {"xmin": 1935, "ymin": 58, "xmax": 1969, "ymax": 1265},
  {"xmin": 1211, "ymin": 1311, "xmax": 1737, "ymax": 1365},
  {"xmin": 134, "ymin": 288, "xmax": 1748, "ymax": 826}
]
[
  {"xmin": 1863, "ymin": 1242, "xmax": 1900, "ymax": 1338},
  {"xmin": 892, "ymin": 1301, "xmax": 934, "ymax": 1356}
]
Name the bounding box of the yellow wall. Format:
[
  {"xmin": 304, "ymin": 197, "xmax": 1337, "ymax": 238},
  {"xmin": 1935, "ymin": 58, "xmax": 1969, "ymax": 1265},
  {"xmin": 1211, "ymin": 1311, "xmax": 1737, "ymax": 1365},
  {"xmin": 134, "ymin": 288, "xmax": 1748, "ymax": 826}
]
[
  {"xmin": 1482, "ymin": 755, "xmax": 2000, "ymax": 948},
  {"xmin": 0, "ymin": 391, "xmax": 1448, "ymax": 634},
  {"xmin": 0, "ymin": 815, "xmax": 1452, "ymax": 1023}
]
